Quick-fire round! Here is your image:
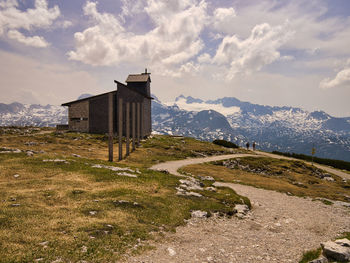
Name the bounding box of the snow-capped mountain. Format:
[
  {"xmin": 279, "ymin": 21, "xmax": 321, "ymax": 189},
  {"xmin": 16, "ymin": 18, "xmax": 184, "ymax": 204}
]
[
  {"xmin": 0, "ymin": 102, "xmax": 67, "ymax": 127},
  {"xmin": 1, "ymin": 95, "xmax": 350, "ymax": 161},
  {"xmin": 154, "ymin": 95, "xmax": 350, "ymax": 161}
]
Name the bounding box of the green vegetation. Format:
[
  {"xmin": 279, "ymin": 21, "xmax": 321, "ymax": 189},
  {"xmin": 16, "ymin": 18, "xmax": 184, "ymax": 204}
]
[
  {"xmin": 272, "ymin": 151, "xmax": 350, "ymax": 172},
  {"xmin": 298, "ymin": 247, "xmax": 322, "ymax": 263},
  {"xmin": 212, "ymin": 139, "xmax": 239, "ymax": 149},
  {"xmin": 0, "ymin": 128, "xmax": 249, "ymax": 262},
  {"xmin": 181, "ymin": 157, "xmax": 350, "ymax": 202},
  {"xmin": 123, "ymin": 135, "xmax": 247, "ymax": 168}
]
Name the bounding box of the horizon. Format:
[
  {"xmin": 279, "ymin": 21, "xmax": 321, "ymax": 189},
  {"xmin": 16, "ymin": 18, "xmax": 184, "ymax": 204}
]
[
  {"xmin": 2, "ymin": 93, "xmax": 350, "ymax": 119},
  {"xmin": 1, "ymin": 0, "xmax": 350, "ymax": 117}
]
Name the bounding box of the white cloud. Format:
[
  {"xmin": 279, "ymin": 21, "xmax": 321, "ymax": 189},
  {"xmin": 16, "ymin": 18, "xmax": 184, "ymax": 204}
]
[
  {"xmin": 212, "ymin": 7, "xmax": 236, "ymax": 33},
  {"xmin": 169, "ymin": 96, "xmax": 240, "ymax": 116},
  {"xmin": 68, "ymin": 0, "xmax": 208, "ymax": 76},
  {"xmin": 320, "ymin": 67, "xmax": 350, "ymax": 89},
  {"xmin": 0, "ymin": 50, "xmax": 100, "ymax": 105},
  {"xmin": 213, "ymin": 22, "xmax": 293, "ymax": 80},
  {"xmin": 0, "ymin": 0, "xmax": 60, "ymax": 47},
  {"xmin": 7, "ymin": 30, "xmax": 49, "ymax": 47}
]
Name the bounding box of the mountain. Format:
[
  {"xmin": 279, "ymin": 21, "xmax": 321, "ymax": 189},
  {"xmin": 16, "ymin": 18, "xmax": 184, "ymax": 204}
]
[
  {"xmin": 153, "ymin": 95, "xmax": 350, "ymax": 162},
  {"xmin": 0, "ymin": 102, "xmax": 67, "ymax": 127},
  {"xmin": 1, "ymin": 95, "xmax": 350, "ymax": 161}
]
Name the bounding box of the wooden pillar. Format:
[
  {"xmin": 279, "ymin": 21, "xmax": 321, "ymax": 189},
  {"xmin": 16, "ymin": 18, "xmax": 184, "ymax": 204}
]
[
  {"xmin": 118, "ymin": 98, "xmax": 123, "ymax": 161},
  {"xmin": 132, "ymin": 102, "xmax": 136, "ymax": 151},
  {"xmin": 136, "ymin": 102, "xmax": 140, "ymax": 146},
  {"xmin": 140, "ymin": 102, "xmax": 143, "ymax": 139},
  {"xmin": 125, "ymin": 102, "xmax": 130, "ymax": 156},
  {"xmin": 108, "ymin": 93, "xmax": 114, "ymax": 162}
]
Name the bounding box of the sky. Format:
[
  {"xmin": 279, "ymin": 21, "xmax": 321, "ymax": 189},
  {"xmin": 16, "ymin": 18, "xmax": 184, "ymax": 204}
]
[{"xmin": 0, "ymin": 0, "xmax": 350, "ymax": 117}]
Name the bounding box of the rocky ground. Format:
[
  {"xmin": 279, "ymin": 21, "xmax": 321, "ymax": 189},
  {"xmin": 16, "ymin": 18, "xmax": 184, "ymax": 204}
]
[{"xmin": 125, "ymin": 183, "xmax": 350, "ymax": 263}]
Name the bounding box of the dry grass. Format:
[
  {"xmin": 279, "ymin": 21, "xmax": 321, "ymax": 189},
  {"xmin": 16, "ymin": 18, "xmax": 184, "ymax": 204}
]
[
  {"xmin": 0, "ymin": 128, "xmax": 249, "ymax": 262},
  {"xmin": 181, "ymin": 157, "xmax": 350, "ymax": 202}
]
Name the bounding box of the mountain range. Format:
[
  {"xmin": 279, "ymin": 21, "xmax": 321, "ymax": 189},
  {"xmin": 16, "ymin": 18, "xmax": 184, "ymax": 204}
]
[{"xmin": 1, "ymin": 95, "xmax": 350, "ymax": 161}]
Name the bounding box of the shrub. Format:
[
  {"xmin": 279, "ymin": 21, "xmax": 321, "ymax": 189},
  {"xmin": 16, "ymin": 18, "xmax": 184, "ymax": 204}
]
[{"xmin": 213, "ymin": 139, "xmax": 239, "ymax": 149}]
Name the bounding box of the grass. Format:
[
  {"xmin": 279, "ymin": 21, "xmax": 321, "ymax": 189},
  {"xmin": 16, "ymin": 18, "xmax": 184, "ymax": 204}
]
[
  {"xmin": 121, "ymin": 135, "xmax": 248, "ymax": 168},
  {"xmin": 272, "ymin": 150, "xmax": 350, "ymax": 172},
  {"xmin": 298, "ymin": 247, "xmax": 322, "ymax": 263},
  {"xmin": 180, "ymin": 157, "xmax": 350, "ymax": 202},
  {"xmin": 0, "ymin": 128, "xmax": 250, "ymax": 262}
]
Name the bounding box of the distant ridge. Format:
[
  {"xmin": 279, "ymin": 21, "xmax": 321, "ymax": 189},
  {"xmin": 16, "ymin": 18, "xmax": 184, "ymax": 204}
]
[{"xmin": 1, "ymin": 94, "xmax": 350, "ymax": 161}]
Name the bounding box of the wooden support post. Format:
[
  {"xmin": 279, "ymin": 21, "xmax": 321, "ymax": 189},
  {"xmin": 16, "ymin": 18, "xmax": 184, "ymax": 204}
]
[
  {"xmin": 125, "ymin": 102, "xmax": 130, "ymax": 156},
  {"xmin": 118, "ymin": 98, "xmax": 123, "ymax": 161},
  {"xmin": 132, "ymin": 102, "xmax": 136, "ymax": 151},
  {"xmin": 140, "ymin": 102, "xmax": 143, "ymax": 139},
  {"xmin": 136, "ymin": 102, "xmax": 141, "ymax": 147},
  {"xmin": 108, "ymin": 93, "xmax": 114, "ymax": 162}
]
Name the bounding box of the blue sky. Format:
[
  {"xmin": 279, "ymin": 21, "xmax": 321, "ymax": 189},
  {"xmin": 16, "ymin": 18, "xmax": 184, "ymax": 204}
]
[{"xmin": 0, "ymin": 0, "xmax": 349, "ymax": 117}]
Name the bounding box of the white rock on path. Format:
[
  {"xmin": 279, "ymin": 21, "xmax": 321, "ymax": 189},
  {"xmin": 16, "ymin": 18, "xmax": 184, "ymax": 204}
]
[{"xmin": 167, "ymin": 247, "xmax": 176, "ymax": 256}]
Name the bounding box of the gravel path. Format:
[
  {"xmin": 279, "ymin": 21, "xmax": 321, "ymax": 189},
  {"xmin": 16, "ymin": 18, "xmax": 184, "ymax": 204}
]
[
  {"xmin": 125, "ymin": 153, "xmax": 350, "ymax": 262},
  {"xmin": 127, "ymin": 183, "xmax": 350, "ymax": 263}
]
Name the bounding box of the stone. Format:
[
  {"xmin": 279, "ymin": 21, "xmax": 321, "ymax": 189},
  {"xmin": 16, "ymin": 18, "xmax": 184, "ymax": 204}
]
[
  {"xmin": 26, "ymin": 151, "xmax": 34, "ymax": 156},
  {"xmin": 205, "ymin": 186, "xmax": 217, "ymax": 192},
  {"xmin": 323, "ymin": 177, "xmax": 335, "ymax": 182},
  {"xmin": 308, "ymin": 256, "xmax": 328, "ymax": 263},
  {"xmin": 191, "ymin": 210, "xmax": 208, "ymax": 218},
  {"xmin": 321, "ymin": 240, "xmax": 350, "ymax": 262},
  {"xmin": 13, "ymin": 174, "xmax": 20, "ymax": 178},
  {"xmin": 81, "ymin": 245, "xmax": 88, "ymax": 253},
  {"xmin": 335, "ymin": 238, "xmax": 350, "ymax": 247},
  {"xmin": 89, "ymin": 211, "xmax": 97, "ymax": 215},
  {"xmin": 118, "ymin": 172, "xmax": 138, "ymax": 178},
  {"xmin": 234, "ymin": 204, "xmax": 250, "ymax": 218},
  {"xmin": 72, "ymin": 154, "xmax": 81, "ymax": 158},
  {"xmin": 167, "ymin": 247, "xmax": 176, "ymax": 256},
  {"xmin": 11, "ymin": 203, "xmax": 20, "ymax": 207}
]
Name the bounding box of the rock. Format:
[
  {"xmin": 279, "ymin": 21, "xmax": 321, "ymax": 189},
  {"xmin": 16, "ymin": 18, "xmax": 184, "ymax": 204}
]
[
  {"xmin": 234, "ymin": 204, "xmax": 249, "ymax": 218},
  {"xmin": 13, "ymin": 174, "xmax": 20, "ymax": 178},
  {"xmin": 308, "ymin": 256, "xmax": 328, "ymax": 263},
  {"xmin": 72, "ymin": 154, "xmax": 81, "ymax": 158},
  {"xmin": 321, "ymin": 240, "xmax": 350, "ymax": 262},
  {"xmin": 10, "ymin": 197, "xmax": 16, "ymax": 201},
  {"xmin": 89, "ymin": 211, "xmax": 97, "ymax": 215},
  {"xmin": 198, "ymin": 175, "xmax": 215, "ymax": 181},
  {"xmin": 26, "ymin": 151, "xmax": 34, "ymax": 156},
  {"xmin": 81, "ymin": 245, "xmax": 88, "ymax": 253},
  {"xmin": 323, "ymin": 177, "xmax": 335, "ymax": 182},
  {"xmin": 191, "ymin": 210, "xmax": 208, "ymax": 218},
  {"xmin": 179, "ymin": 178, "xmax": 203, "ymax": 191},
  {"xmin": 205, "ymin": 186, "xmax": 217, "ymax": 192},
  {"xmin": 335, "ymin": 238, "xmax": 350, "ymax": 247},
  {"xmin": 167, "ymin": 247, "xmax": 176, "ymax": 256},
  {"xmin": 11, "ymin": 203, "xmax": 20, "ymax": 207}
]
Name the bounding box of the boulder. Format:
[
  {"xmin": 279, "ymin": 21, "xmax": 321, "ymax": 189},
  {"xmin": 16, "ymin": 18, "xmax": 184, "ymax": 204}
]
[
  {"xmin": 321, "ymin": 240, "xmax": 350, "ymax": 262},
  {"xmin": 308, "ymin": 256, "xmax": 328, "ymax": 263}
]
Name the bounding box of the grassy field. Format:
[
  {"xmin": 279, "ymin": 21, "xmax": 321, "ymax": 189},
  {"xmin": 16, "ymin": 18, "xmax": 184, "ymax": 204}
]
[
  {"xmin": 180, "ymin": 157, "xmax": 350, "ymax": 202},
  {"xmin": 0, "ymin": 127, "xmax": 249, "ymax": 262}
]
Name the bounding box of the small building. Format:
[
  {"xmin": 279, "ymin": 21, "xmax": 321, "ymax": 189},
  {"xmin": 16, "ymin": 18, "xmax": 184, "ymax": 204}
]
[{"xmin": 62, "ymin": 71, "xmax": 153, "ymax": 137}]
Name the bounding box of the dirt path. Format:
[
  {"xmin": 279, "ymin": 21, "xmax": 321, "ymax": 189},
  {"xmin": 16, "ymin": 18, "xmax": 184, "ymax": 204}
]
[
  {"xmin": 125, "ymin": 153, "xmax": 350, "ymax": 262},
  {"xmin": 151, "ymin": 151, "xmax": 350, "ymax": 180},
  {"xmin": 127, "ymin": 183, "xmax": 350, "ymax": 263}
]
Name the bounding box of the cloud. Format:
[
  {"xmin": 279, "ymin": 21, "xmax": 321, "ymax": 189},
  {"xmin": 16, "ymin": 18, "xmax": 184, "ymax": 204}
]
[
  {"xmin": 170, "ymin": 96, "xmax": 240, "ymax": 116},
  {"xmin": 320, "ymin": 67, "xmax": 350, "ymax": 89},
  {"xmin": 213, "ymin": 22, "xmax": 293, "ymax": 80},
  {"xmin": 0, "ymin": 0, "xmax": 60, "ymax": 47},
  {"xmin": 68, "ymin": 0, "xmax": 208, "ymax": 76},
  {"xmin": 7, "ymin": 30, "xmax": 49, "ymax": 47},
  {"xmin": 212, "ymin": 7, "xmax": 236, "ymax": 33},
  {"xmin": 0, "ymin": 50, "xmax": 100, "ymax": 105}
]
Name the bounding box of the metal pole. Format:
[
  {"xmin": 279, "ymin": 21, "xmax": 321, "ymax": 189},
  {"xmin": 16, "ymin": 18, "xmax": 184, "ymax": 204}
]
[
  {"xmin": 108, "ymin": 93, "xmax": 114, "ymax": 162},
  {"xmin": 126, "ymin": 102, "xmax": 130, "ymax": 156},
  {"xmin": 132, "ymin": 102, "xmax": 136, "ymax": 151},
  {"xmin": 118, "ymin": 98, "xmax": 123, "ymax": 161}
]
